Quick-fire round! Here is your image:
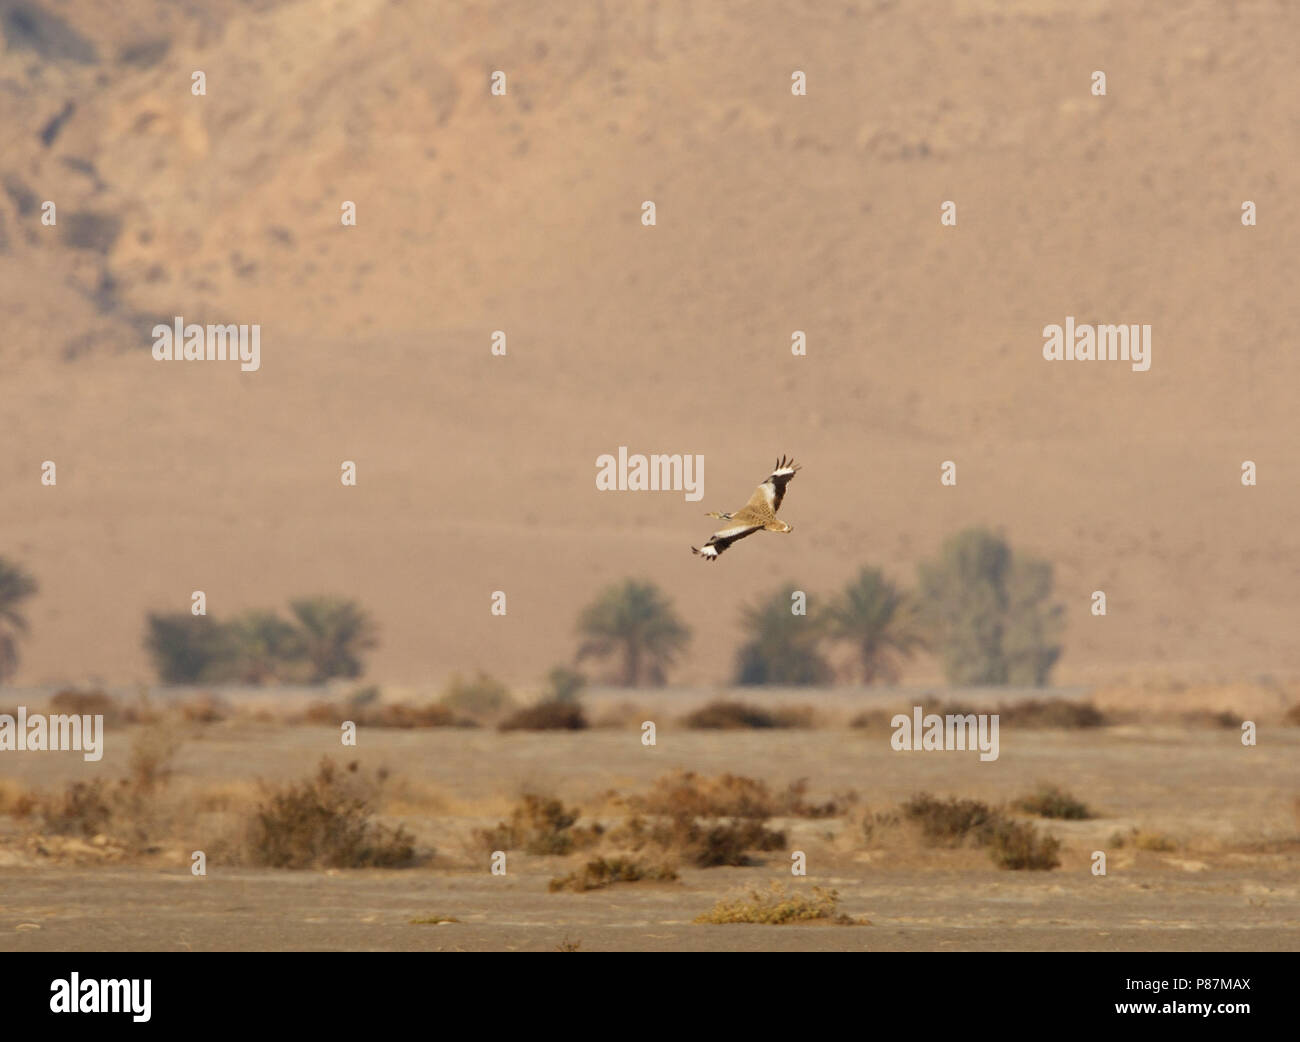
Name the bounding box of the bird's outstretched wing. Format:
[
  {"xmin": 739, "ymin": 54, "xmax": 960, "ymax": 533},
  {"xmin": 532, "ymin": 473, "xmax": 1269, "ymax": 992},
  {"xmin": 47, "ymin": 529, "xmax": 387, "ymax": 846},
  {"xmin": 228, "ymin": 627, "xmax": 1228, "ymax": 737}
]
[
  {"xmin": 691, "ymin": 522, "xmax": 762, "ymax": 561},
  {"xmin": 742, "ymin": 455, "xmax": 801, "ymax": 516}
]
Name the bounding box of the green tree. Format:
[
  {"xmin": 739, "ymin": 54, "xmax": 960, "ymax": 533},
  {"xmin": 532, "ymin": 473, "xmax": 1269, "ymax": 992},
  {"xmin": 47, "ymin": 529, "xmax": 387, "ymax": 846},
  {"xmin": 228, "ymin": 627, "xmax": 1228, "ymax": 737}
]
[
  {"xmin": 288, "ymin": 596, "xmax": 378, "ymax": 682},
  {"xmin": 734, "ymin": 584, "xmax": 832, "ymax": 685},
  {"xmin": 916, "ymin": 528, "xmax": 1063, "ymax": 686},
  {"xmin": 225, "ymin": 610, "xmax": 304, "ymax": 684},
  {"xmin": 144, "ymin": 612, "xmax": 227, "ymax": 683},
  {"xmin": 576, "ymin": 579, "xmax": 690, "ymax": 687},
  {"xmin": 0, "ymin": 557, "xmax": 38, "ymax": 682},
  {"xmin": 825, "ymin": 566, "xmax": 926, "ymax": 684}
]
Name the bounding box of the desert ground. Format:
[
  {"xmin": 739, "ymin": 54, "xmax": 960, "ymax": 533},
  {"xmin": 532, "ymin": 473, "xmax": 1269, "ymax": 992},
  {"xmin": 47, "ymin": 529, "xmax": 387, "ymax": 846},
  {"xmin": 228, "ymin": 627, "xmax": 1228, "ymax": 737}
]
[{"xmin": 2, "ymin": 686, "xmax": 1296, "ymax": 952}]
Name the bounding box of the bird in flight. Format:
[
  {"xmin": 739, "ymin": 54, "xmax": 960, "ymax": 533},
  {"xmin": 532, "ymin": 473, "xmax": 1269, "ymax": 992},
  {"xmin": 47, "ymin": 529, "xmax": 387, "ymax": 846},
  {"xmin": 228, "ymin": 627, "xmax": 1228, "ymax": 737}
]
[{"xmin": 692, "ymin": 456, "xmax": 802, "ymax": 561}]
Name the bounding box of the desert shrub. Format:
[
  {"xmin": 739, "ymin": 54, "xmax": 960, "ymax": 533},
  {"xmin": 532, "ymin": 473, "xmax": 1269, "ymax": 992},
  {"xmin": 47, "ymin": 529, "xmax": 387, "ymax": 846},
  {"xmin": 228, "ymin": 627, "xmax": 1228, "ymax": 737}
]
[
  {"xmin": 440, "ymin": 672, "xmax": 515, "ymax": 719},
  {"xmin": 1014, "ymin": 784, "xmax": 1093, "ymax": 820},
  {"xmin": 245, "ymin": 759, "xmax": 417, "ymax": 868},
  {"xmin": 36, "ymin": 780, "xmax": 115, "ymax": 837},
  {"xmin": 897, "ymin": 791, "xmax": 1061, "ymax": 870},
  {"xmin": 695, "ymin": 882, "xmax": 849, "ymax": 924},
  {"xmin": 682, "ymin": 700, "xmax": 809, "ymax": 730},
  {"xmin": 928, "ymin": 698, "xmax": 1106, "ymax": 729},
  {"xmin": 616, "ymin": 774, "xmax": 787, "ymax": 867},
  {"xmin": 916, "ymin": 528, "xmax": 1063, "ymax": 686},
  {"xmin": 475, "ymin": 794, "xmax": 602, "ymax": 856},
  {"xmin": 638, "ymin": 772, "xmax": 775, "ymax": 819},
  {"xmin": 548, "ymin": 857, "xmax": 677, "ymax": 892},
  {"xmin": 901, "ymin": 792, "xmax": 999, "ymax": 846},
  {"xmin": 986, "ymin": 818, "xmax": 1061, "ymax": 870},
  {"xmin": 690, "ymin": 819, "xmax": 787, "ymax": 867},
  {"xmin": 997, "ymin": 699, "xmax": 1107, "ymax": 728},
  {"xmin": 300, "ymin": 700, "xmax": 459, "ymax": 728},
  {"xmin": 499, "ymin": 700, "xmax": 588, "ymax": 731}
]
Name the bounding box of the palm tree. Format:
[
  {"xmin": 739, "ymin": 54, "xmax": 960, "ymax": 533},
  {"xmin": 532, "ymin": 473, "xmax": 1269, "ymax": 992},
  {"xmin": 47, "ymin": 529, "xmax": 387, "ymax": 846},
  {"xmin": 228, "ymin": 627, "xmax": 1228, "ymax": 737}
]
[
  {"xmin": 734, "ymin": 584, "xmax": 832, "ymax": 685},
  {"xmin": 288, "ymin": 596, "xmax": 379, "ymax": 683},
  {"xmin": 0, "ymin": 557, "xmax": 38, "ymax": 682},
  {"xmin": 825, "ymin": 566, "xmax": 926, "ymax": 684},
  {"xmin": 576, "ymin": 579, "xmax": 690, "ymax": 686}
]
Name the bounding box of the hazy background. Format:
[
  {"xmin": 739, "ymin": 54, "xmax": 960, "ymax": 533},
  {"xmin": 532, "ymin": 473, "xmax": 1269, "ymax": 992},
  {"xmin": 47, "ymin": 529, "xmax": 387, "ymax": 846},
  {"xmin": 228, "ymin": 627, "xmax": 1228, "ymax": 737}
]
[{"xmin": 3, "ymin": 0, "xmax": 1298, "ymax": 690}]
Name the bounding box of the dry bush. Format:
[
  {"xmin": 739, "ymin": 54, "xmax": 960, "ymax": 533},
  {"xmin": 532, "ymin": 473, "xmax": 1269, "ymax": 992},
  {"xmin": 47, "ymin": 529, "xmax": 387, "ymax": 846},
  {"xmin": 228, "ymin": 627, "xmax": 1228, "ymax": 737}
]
[
  {"xmin": 933, "ymin": 698, "xmax": 1107, "ymax": 729},
  {"xmin": 638, "ymin": 772, "xmax": 776, "ymax": 819},
  {"xmin": 634, "ymin": 772, "xmax": 852, "ymax": 821},
  {"xmin": 1014, "ymin": 784, "xmax": 1094, "ymax": 820},
  {"xmin": 498, "ymin": 701, "xmax": 587, "ymax": 731},
  {"xmin": 901, "ymin": 792, "xmax": 1000, "ymax": 846},
  {"xmin": 34, "ymin": 780, "xmax": 116, "ymax": 837},
  {"xmin": 548, "ymin": 856, "xmax": 678, "ymax": 892},
  {"xmin": 688, "ymin": 819, "xmax": 787, "ymax": 866},
  {"xmin": 614, "ymin": 772, "xmax": 787, "ymax": 867},
  {"xmin": 897, "ymin": 791, "xmax": 1060, "ymax": 870},
  {"xmin": 475, "ymin": 794, "xmax": 602, "ymax": 856},
  {"xmin": 245, "ymin": 758, "xmax": 419, "ymax": 868},
  {"xmin": 986, "ymin": 818, "xmax": 1061, "ymax": 870},
  {"xmin": 695, "ymin": 882, "xmax": 856, "ymax": 925},
  {"xmin": 682, "ymin": 700, "xmax": 810, "ymax": 729},
  {"xmin": 299, "ymin": 700, "xmax": 461, "ymax": 728}
]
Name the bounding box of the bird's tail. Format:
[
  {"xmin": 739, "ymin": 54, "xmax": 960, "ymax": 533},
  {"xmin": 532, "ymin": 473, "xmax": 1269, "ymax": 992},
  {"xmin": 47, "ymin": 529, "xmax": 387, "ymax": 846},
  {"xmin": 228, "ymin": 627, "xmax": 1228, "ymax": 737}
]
[{"xmin": 705, "ymin": 511, "xmax": 733, "ymax": 520}]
